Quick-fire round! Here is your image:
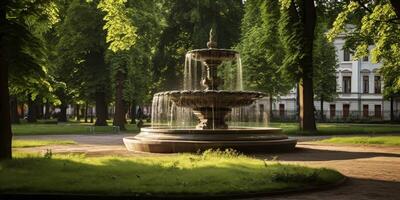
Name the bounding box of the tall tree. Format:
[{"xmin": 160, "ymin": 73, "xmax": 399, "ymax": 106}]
[
  {"xmin": 280, "ymin": 0, "xmax": 317, "ymax": 131},
  {"xmin": 1, "ymin": 0, "xmax": 58, "ymax": 159},
  {"xmin": 313, "ymin": 22, "xmax": 338, "ymax": 121},
  {"xmin": 0, "ymin": 0, "xmax": 11, "ymax": 159},
  {"xmin": 57, "ymin": 0, "xmax": 110, "ymax": 126},
  {"xmin": 238, "ymin": 0, "xmax": 293, "ymax": 116},
  {"xmin": 99, "ymin": 0, "xmax": 162, "ymax": 130}
]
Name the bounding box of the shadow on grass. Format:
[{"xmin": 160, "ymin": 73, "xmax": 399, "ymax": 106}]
[{"xmin": 252, "ymin": 147, "xmax": 400, "ymax": 162}]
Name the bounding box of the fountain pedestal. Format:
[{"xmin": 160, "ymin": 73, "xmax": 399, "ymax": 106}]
[{"xmin": 193, "ymin": 107, "xmax": 230, "ymax": 129}]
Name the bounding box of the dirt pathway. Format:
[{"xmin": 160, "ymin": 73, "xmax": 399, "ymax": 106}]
[{"xmin": 14, "ymin": 134, "xmax": 400, "ymax": 200}]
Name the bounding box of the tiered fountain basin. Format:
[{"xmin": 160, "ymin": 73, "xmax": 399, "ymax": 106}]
[
  {"xmin": 123, "ymin": 29, "xmax": 297, "ymax": 153},
  {"xmin": 123, "ymin": 127, "xmax": 297, "ymax": 153}
]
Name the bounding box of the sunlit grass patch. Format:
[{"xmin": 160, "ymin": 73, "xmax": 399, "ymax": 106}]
[
  {"xmin": 0, "ymin": 150, "xmax": 344, "ymax": 196},
  {"xmin": 12, "ymin": 140, "xmax": 77, "ymax": 148},
  {"xmin": 319, "ymin": 136, "xmax": 400, "ymax": 146},
  {"xmin": 269, "ymin": 123, "xmax": 400, "ymax": 135},
  {"xmin": 12, "ymin": 122, "xmax": 139, "ymax": 135}
]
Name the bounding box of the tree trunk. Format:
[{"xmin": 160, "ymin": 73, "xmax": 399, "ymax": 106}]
[
  {"xmin": 84, "ymin": 102, "xmax": 88, "ymax": 123},
  {"xmin": 37, "ymin": 102, "xmax": 43, "ymax": 119},
  {"xmin": 27, "ymin": 95, "xmax": 38, "ymax": 123},
  {"xmin": 95, "ymin": 91, "xmax": 107, "ymax": 126},
  {"xmin": 58, "ymin": 103, "xmax": 68, "ymax": 122},
  {"xmin": 298, "ymin": 0, "xmax": 317, "ymax": 132},
  {"xmin": 75, "ymin": 104, "xmax": 80, "ymax": 121},
  {"xmin": 10, "ymin": 96, "xmax": 20, "ymax": 124},
  {"xmin": 0, "ymin": 0, "xmax": 12, "ymax": 159},
  {"xmin": 44, "ymin": 101, "xmax": 50, "ymax": 119},
  {"xmin": 130, "ymin": 101, "xmax": 136, "ymax": 124},
  {"xmin": 113, "ymin": 71, "xmax": 126, "ymax": 130},
  {"xmin": 106, "ymin": 104, "xmax": 110, "ymax": 120},
  {"xmin": 320, "ymin": 97, "xmax": 324, "ymax": 122},
  {"xmin": 269, "ymin": 95, "xmax": 273, "ymax": 119},
  {"xmin": 390, "ymin": 0, "xmax": 400, "ymax": 18},
  {"xmin": 390, "ymin": 96, "xmax": 394, "ymax": 121},
  {"xmin": 20, "ymin": 103, "xmax": 24, "ymax": 119},
  {"xmin": 296, "ymin": 83, "xmax": 300, "ymax": 120},
  {"xmin": 90, "ymin": 106, "xmax": 94, "ymax": 123}
]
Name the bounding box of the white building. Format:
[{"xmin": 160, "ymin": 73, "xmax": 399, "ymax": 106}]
[{"xmin": 271, "ymin": 33, "xmax": 400, "ymax": 121}]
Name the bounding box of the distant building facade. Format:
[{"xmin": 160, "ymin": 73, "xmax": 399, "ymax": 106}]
[{"xmin": 270, "ymin": 33, "xmax": 400, "ymax": 121}]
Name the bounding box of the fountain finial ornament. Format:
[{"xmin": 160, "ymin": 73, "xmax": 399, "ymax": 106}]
[{"xmin": 207, "ymin": 28, "xmax": 217, "ymax": 49}]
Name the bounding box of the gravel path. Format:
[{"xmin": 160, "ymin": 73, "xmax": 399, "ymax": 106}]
[{"xmin": 14, "ymin": 134, "xmax": 400, "ymax": 200}]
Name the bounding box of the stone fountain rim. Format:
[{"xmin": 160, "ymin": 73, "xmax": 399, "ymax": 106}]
[
  {"xmin": 187, "ymin": 48, "xmax": 239, "ymax": 54},
  {"xmin": 154, "ymin": 90, "xmax": 265, "ymax": 96},
  {"xmin": 141, "ymin": 126, "xmax": 282, "ymax": 133}
]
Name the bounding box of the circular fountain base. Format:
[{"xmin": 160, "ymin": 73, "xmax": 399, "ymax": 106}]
[{"xmin": 123, "ymin": 127, "xmax": 297, "ymax": 153}]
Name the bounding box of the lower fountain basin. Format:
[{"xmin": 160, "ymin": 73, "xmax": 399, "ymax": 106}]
[{"xmin": 123, "ymin": 127, "xmax": 297, "ymax": 153}]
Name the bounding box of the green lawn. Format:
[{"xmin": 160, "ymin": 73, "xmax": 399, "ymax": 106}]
[
  {"xmin": 269, "ymin": 122, "xmax": 400, "ymax": 135},
  {"xmin": 319, "ymin": 136, "xmax": 400, "ymax": 146},
  {"xmin": 0, "ymin": 150, "xmax": 343, "ymax": 196},
  {"xmin": 11, "ymin": 121, "xmax": 400, "ymax": 136},
  {"xmin": 12, "ymin": 140, "xmax": 76, "ymax": 148},
  {"xmin": 12, "ymin": 122, "xmax": 140, "ymax": 135}
]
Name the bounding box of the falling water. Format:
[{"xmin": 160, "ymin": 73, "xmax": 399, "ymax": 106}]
[
  {"xmin": 236, "ymin": 54, "xmax": 243, "ymax": 91},
  {"xmin": 151, "ymin": 52, "xmax": 269, "ymax": 129}
]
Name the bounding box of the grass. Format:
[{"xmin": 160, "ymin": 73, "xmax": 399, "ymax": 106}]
[
  {"xmin": 12, "ymin": 140, "xmax": 76, "ymax": 148},
  {"xmin": 269, "ymin": 122, "xmax": 400, "ymax": 135},
  {"xmin": 11, "ymin": 121, "xmax": 400, "ymax": 136},
  {"xmin": 12, "ymin": 122, "xmax": 140, "ymax": 136},
  {"xmin": 319, "ymin": 136, "xmax": 400, "ymax": 146},
  {"xmin": 0, "ymin": 150, "xmax": 343, "ymax": 196}
]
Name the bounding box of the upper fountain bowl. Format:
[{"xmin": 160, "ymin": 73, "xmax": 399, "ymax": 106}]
[
  {"xmin": 157, "ymin": 90, "xmax": 264, "ymax": 108},
  {"xmin": 188, "ymin": 49, "xmax": 238, "ymax": 63}
]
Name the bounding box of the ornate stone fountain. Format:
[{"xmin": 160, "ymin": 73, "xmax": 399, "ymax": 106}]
[{"xmin": 123, "ymin": 30, "xmax": 296, "ymax": 153}]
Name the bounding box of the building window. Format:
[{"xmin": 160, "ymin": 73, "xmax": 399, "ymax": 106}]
[
  {"xmin": 374, "ymin": 76, "xmax": 381, "ymax": 94},
  {"xmin": 343, "ymin": 49, "xmax": 350, "ymax": 61},
  {"xmin": 343, "ymin": 104, "xmax": 350, "ymax": 118},
  {"xmin": 363, "ymin": 105, "xmax": 369, "ymax": 117},
  {"xmin": 363, "ymin": 56, "xmax": 369, "ymax": 61},
  {"xmin": 374, "ymin": 105, "xmax": 381, "ymax": 118},
  {"xmin": 363, "ymin": 76, "xmax": 369, "ymax": 93},
  {"xmin": 343, "ymin": 76, "xmax": 351, "ymax": 93},
  {"xmin": 279, "ymin": 104, "xmax": 285, "ymax": 117},
  {"xmin": 330, "ymin": 104, "xmax": 336, "ymax": 118}
]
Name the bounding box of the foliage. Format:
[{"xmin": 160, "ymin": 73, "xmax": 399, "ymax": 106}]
[
  {"xmin": 278, "ymin": 0, "xmax": 305, "ymax": 81},
  {"xmin": 327, "ymin": 0, "xmax": 400, "ymax": 97},
  {"xmin": 238, "ymin": 0, "xmax": 293, "ymax": 95},
  {"xmin": 313, "ymin": 22, "xmax": 338, "ymax": 103},
  {"xmin": 4, "ymin": 0, "xmax": 60, "ymax": 103},
  {"xmin": 56, "ymin": 0, "xmax": 110, "ymax": 104},
  {"xmin": 98, "ymin": 0, "xmax": 137, "ymax": 52},
  {"xmin": 152, "ymin": 0, "xmax": 243, "ymax": 91},
  {"xmin": 0, "ymin": 152, "xmax": 343, "ymax": 195}
]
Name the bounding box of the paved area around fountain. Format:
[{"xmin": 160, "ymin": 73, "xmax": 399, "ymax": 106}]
[{"xmin": 14, "ymin": 134, "xmax": 400, "ymax": 200}]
